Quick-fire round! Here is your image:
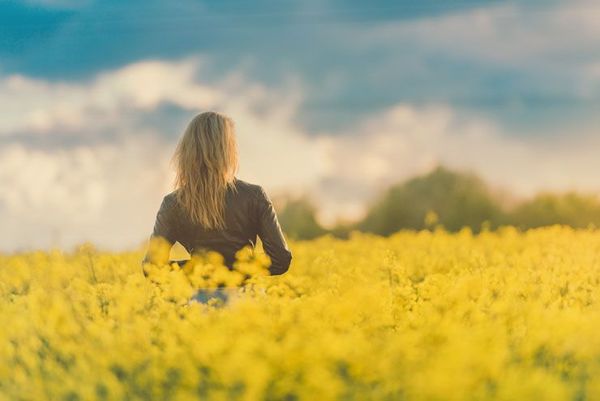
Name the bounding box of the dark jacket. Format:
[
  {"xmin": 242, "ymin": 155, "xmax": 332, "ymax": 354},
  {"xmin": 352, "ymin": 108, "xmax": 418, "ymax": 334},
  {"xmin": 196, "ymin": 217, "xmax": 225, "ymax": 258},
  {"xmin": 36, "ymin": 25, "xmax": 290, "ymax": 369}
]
[{"xmin": 142, "ymin": 178, "xmax": 292, "ymax": 275}]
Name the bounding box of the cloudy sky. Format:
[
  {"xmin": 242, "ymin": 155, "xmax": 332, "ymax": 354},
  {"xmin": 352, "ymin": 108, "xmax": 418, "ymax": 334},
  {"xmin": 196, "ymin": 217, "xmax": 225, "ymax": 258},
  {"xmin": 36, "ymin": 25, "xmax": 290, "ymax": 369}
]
[{"xmin": 1, "ymin": 0, "xmax": 599, "ymax": 251}]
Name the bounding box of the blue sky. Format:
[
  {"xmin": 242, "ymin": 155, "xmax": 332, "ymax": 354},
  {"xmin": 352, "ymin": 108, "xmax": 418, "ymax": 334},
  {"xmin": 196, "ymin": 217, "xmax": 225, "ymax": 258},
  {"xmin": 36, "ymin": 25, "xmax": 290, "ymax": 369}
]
[
  {"xmin": 1, "ymin": 0, "xmax": 599, "ymax": 251},
  {"xmin": 3, "ymin": 0, "xmax": 596, "ymax": 133}
]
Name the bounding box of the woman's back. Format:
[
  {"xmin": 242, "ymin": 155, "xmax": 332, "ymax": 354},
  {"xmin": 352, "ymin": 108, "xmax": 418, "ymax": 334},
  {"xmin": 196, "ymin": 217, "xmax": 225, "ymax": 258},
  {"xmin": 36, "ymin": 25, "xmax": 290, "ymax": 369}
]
[{"xmin": 145, "ymin": 177, "xmax": 292, "ymax": 275}]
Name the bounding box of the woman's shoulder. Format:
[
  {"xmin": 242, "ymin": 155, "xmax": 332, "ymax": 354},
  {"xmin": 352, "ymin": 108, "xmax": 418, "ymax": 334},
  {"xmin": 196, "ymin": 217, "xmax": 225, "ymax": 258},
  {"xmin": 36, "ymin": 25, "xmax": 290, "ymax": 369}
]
[
  {"xmin": 163, "ymin": 189, "xmax": 179, "ymax": 201},
  {"xmin": 233, "ymin": 177, "xmax": 265, "ymax": 197},
  {"xmin": 156, "ymin": 191, "xmax": 179, "ymax": 212}
]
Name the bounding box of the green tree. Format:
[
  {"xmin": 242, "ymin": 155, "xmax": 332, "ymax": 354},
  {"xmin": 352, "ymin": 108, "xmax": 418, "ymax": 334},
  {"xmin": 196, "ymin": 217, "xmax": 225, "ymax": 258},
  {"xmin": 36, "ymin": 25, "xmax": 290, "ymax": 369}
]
[
  {"xmin": 277, "ymin": 197, "xmax": 327, "ymax": 240},
  {"xmin": 359, "ymin": 166, "xmax": 504, "ymax": 235},
  {"xmin": 509, "ymin": 192, "xmax": 600, "ymax": 229}
]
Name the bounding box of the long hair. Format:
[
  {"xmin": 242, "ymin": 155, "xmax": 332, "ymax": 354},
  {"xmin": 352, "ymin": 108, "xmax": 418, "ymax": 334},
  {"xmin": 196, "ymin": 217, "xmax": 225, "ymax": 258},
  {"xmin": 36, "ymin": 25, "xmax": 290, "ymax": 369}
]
[{"xmin": 172, "ymin": 111, "xmax": 239, "ymax": 230}]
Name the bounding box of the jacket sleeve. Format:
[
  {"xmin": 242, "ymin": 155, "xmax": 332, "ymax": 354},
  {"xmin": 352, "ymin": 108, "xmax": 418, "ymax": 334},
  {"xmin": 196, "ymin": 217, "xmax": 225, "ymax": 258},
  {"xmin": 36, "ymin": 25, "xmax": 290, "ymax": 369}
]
[
  {"xmin": 141, "ymin": 195, "xmax": 178, "ymax": 269},
  {"xmin": 255, "ymin": 186, "xmax": 292, "ymax": 275}
]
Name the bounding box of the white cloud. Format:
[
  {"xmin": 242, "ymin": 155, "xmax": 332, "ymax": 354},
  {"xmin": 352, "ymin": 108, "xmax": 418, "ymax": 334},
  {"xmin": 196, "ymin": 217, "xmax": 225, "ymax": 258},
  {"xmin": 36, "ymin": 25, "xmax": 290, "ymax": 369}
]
[
  {"xmin": 0, "ymin": 135, "xmax": 174, "ymax": 251},
  {"xmin": 0, "ymin": 57, "xmax": 220, "ymax": 135},
  {"xmin": 352, "ymin": 0, "xmax": 600, "ymax": 101},
  {"xmin": 371, "ymin": 0, "xmax": 600, "ymax": 69}
]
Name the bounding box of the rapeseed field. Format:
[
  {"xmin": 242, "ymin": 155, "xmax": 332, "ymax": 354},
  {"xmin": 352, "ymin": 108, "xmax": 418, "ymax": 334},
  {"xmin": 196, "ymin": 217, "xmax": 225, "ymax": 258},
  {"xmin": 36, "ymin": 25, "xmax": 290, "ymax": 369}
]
[{"xmin": 2, "ymin": 226, "xmax": 600, "ymax": 401}]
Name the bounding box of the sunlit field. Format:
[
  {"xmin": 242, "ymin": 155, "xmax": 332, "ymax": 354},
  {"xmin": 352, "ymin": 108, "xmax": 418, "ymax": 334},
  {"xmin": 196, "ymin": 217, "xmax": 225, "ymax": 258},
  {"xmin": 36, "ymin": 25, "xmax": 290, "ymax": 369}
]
[{"xmin": 2, "ymin": 226, "xmax": 600, "ymax": 401}]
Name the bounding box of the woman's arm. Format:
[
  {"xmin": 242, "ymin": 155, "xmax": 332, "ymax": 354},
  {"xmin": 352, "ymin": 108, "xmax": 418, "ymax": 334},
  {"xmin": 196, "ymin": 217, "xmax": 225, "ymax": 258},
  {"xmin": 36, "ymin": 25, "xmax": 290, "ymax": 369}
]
[
  {"xmin": 141, "ymin": 195, "xmax": 178, "ymax": 272},
  {"xmin": 255, "ymin": 186, "xmax": 292, "ymax": 275}
]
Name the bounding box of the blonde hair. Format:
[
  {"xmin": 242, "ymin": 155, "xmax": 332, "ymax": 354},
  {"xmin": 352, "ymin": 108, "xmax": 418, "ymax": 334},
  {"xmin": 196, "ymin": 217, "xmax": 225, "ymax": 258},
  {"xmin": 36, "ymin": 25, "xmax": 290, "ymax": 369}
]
[{"xmin": 172, "ymin": 111, "xmax": 239, "ymax": 230}]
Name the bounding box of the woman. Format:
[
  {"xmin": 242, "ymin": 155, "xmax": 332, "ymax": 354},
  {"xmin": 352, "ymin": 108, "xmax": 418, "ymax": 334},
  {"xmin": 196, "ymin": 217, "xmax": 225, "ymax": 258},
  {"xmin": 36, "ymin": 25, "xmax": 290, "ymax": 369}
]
[{"xmin": 142, "ymin": 111, "xmax": 292, "ymax": 301}]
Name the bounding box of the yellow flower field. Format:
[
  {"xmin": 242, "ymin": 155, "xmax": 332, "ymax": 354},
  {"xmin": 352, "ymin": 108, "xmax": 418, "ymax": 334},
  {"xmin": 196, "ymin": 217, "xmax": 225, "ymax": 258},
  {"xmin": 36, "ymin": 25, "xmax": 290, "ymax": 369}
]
[{"xmin": 2, "ymin": 226, "xmax": 600, "ymax": 401}]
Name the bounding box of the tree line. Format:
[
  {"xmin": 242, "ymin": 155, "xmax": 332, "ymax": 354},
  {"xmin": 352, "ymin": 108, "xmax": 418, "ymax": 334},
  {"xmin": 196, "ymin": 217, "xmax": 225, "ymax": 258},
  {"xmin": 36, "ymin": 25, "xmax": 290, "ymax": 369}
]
[{"xmin": 276, "ymin": 166, "xmax": 600, "ymax": 240}]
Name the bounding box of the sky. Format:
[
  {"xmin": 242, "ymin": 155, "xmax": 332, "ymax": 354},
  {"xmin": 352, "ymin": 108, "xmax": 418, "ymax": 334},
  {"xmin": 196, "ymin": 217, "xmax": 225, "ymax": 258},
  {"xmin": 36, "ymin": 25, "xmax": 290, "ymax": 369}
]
[{"xmin": 1, "ymin": 0, "xmax": 599, "ymax": 251}]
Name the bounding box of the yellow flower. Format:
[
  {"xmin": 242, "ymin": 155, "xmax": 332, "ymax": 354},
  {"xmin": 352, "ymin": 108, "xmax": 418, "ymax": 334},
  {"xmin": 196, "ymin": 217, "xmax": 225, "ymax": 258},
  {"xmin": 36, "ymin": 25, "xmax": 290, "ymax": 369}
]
[{"xmin": 1, "ymin": 226, "xmax": 599, "ymax": 400}]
